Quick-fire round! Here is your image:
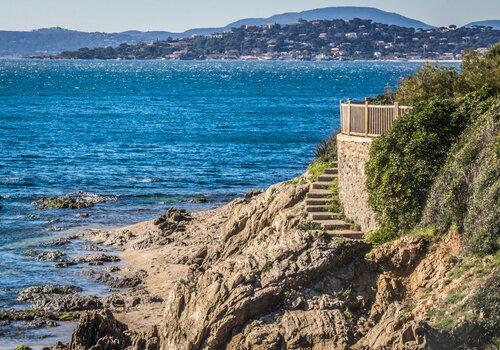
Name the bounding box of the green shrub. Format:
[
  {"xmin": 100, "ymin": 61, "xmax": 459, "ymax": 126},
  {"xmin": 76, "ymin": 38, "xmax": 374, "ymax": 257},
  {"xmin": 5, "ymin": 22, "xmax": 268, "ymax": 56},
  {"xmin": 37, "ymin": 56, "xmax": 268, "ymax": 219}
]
[
  {"xmin": 368, "ymin": 87, "xmax": 395, "ymax": 105},
  {"xmin": 473, "ymin": 269, "xmax": 500, "ymax": 339},
  {"xmin": 314, "ymin": 130, "xmax": 339, "ymax": 163},
  {"xmin": 408, "ymin": 226, "xmax": 437, "ymax": 241},
  {"xmin": 15, "ymin": 346, "xmax": 32, "ymax": 350},
  {"xmin": 422, "ymin": 98, "xmax": 499, "ymax": 255},
  {"xmin": 326, "ymin": 177, "xmax": 343, "ymax": 213},
  {"xmin": 395, "ymin": 43, "xmax": 500, "ymax": 106},
  {"xmin": 57, "ymin": 312, "xmax": 79, "ymax": 321},
  {"xmin": 395, "ymin": 64, "xmax": 462, "ymax": 106},
  {"xmin": 298, "ymin": 221, "xmax": 322, "ymax": 231},
  {"xmin": 307, "ymin": 160, "xmax": 333, "ymax": 181},
  {"xmin": 366, "ymin": 93, "xmax": 486, "ymax": 240},
  {"xmin": 366, "ymin": 228, "xmax": 398, "ymax": 245},
  {"xmin": 461, "ymin": 42, "xmax": 500, "ymax": 95}
]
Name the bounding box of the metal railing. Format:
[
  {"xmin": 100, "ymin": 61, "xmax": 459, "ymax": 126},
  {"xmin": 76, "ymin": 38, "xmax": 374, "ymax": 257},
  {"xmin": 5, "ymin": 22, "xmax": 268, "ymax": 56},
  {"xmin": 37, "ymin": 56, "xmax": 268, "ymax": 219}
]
[{"xmin": 340, "ymin": 99, "xmax": 410, "ymax": 137}]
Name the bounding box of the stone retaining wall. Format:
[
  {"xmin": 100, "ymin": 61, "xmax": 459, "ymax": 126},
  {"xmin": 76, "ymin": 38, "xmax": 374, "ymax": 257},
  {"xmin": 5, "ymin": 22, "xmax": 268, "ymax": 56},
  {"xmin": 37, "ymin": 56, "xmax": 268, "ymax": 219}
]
[{"xmin": 336, "ymin": 133, "xmax": 377, "ymax": 232}]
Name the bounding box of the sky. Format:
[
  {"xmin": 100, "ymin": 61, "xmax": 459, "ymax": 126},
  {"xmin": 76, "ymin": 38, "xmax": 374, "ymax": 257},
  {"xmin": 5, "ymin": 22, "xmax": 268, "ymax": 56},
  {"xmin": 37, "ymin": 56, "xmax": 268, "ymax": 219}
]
[{"xmin": 2, "ymin": 0, "xmax": 499, "ymax": 32}]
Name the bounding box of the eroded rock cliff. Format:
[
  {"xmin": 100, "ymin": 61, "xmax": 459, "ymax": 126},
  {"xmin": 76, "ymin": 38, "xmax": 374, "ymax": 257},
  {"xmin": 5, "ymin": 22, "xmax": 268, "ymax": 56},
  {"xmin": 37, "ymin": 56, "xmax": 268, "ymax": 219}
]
[{"xmin": 62, "ymin": 174, "xmax": 497, "ymax": 349}]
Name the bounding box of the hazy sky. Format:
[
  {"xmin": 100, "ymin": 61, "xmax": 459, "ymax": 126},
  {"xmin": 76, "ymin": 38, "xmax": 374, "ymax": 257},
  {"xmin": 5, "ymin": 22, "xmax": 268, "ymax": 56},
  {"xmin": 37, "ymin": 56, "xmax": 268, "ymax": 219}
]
[{"xmin": 2, "ymin": 0, "xmax": 499, "ymax": 32}]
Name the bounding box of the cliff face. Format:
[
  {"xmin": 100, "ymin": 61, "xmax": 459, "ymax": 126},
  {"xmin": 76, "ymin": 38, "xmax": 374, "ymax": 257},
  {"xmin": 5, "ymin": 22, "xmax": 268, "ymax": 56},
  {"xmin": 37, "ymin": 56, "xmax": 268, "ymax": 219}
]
[{"xmin": 67, "ymin": 173, "xmax": 497, "ymax": 350}]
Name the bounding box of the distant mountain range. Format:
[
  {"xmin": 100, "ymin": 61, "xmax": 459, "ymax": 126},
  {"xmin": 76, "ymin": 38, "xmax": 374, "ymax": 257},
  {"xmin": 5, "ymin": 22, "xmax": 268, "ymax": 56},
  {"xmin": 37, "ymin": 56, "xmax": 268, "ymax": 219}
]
[
  {"xmin": 0, "ymin": 6, "xmax": 496, "ymax": 57},
  {"xmin": 466, "ymin": 20, "xmax": 500, "ymax": 30}
]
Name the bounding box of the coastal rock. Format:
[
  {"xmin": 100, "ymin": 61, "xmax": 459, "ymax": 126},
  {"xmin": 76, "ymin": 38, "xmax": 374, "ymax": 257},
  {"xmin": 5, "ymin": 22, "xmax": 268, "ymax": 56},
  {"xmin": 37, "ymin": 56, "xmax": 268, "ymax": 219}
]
[
  {"xmin": 71, "ymin": 253, "xmax": 120, "ymax": 265},
  {"xmin": 353, "ymin": 303, "xmax": 426, "ymax": 349},
  {"xmin": 26, "ymin": 249, "xmax": 66, "ymax": 262},
  {"xmin": 33, "ymin": 192, "xmax": 117, "ymax": 210},
  {"xmin": 367, "ymin": 236, "xmax": 428, "ymax": 273},
  {"xmin": 244, "ymin": 189, "xmax": 263, "ymax": 199},
  {"xmin": 69, "ymin": 309, "xmax": 129, "ymax": 350},
  {"xmin": 39, "ymin": 234, "xmax": 80, "ymax": 247},
  {"xmin": 189, "ymin": 197, "xmax": 208, "ymax": 203},
  {"xmin": 17, "ymin": 285, "xmax": 102, "ymax": 312},
  {"xmin": 153, "ymin": 207, "xmax": 191, "ymax": 235},
  {"xmin": 83, "ymin": 270, "xmax": 146, "ymax": 288},
  {"xmin": 158, "ymin": 179, "xmax": 379, "ymax": 349},
  {"xmin": 129, "ymin": 325, "xmax": 161, "ymax": 350}
]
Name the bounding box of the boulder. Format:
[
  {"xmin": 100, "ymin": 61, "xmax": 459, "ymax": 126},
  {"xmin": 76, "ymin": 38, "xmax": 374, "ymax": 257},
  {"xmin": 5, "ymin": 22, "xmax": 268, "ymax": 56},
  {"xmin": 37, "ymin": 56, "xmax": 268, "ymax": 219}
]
[{"xmin": 69, "ymin": 309, "xmax": 129, "ymax": 350}]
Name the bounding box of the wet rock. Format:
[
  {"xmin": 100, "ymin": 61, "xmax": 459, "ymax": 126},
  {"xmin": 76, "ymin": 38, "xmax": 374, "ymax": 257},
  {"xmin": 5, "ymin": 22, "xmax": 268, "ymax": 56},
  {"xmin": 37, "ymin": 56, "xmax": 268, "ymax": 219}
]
[
  {"xmin": 82, "ymin": 244, "xmax": 105, "ymax": 251},
  {"xmin": 48, "ymin": 226, "xmax": 64, "ymax": 232},
  {"xmin": 83, "ymin": 270, "xmax": 145, "ymax": 289},
  {"xmin": 17, "ymin": 285, "xmax": 102, "ymax": 312},
  {"xmin": 32, "ymin": 192, "xmax": 117, "ymax": 210},
  {"xmin": 26, "ymin": 249, "xmax": 66, "ymax": 262},
  {"xmin": 54, "ymin": 262, "xmax": 76, "ymax": 268},
  {"xmin": 45, "ymin": 342, "xmax": 68, "ymax": 350},
  {"xmin": 76, "ymin": 212, "xmax": 90, "ymax": 218},
  {"xmin": 69, "ymin": 309, "xmax": 129, "ymax": 350},
  {"xmin": 189, "ymin": 197, "xmax": 208, "ymax": 203},
  {"xmin": 0, "ymin": 308, "xmax": 52, "ymax": 321},
  {"xmin": 71, "ymin": 253, "xmax": 120, "ymax": 265},
  {"xmin": 39, "ymin": 235, "xmax": 78, "ymax": 248}
]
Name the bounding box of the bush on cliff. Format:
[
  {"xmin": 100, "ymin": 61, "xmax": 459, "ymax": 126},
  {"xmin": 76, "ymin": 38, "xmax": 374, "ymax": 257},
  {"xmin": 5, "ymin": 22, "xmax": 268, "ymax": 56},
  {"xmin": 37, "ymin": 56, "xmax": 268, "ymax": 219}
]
[
  {"xmin": 314, "ymin": 129, "xmax": 339, "ymax": 163},
  {"xmin": 395, "ymin": 64, "xmax": 462, "ymax": 106},
  {"xmin": 422, "ymin": 99, "xmax": 499, "ymax": 255},
  {"xmin": 366, "ymin": 93, "xmax": 488, "ymax": 241},
  {"xmin": 393, "ymin": 42, "xmax": 500, "ymax": 106},
  {"xmin": 308, "ymin": 130, "xmax": 339, "ymax": 181},
  {"xmin": 365, "ymin": 43, "xmax": 499, "ymax": 246}
]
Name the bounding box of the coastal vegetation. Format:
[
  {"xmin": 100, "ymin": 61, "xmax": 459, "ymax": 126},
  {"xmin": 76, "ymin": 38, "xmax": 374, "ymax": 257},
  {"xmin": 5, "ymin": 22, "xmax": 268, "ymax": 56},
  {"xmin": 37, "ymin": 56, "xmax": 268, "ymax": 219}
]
[
  {"xmin": 365, "ymin": 43, "xmax": 499, "ymax": 255},
  {"xmin": 49, "ymin": 19, "xmax": 500, "ymax": 61}
]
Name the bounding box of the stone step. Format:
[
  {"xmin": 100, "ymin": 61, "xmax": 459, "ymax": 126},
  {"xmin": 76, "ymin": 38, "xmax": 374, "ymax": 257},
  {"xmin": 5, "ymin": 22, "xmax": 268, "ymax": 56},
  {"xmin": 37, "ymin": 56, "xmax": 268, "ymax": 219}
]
[
  {"xmin": 306, "ymin": 205, "xmax": 328, "ymax": 212},
  {"xmin": 326, "ymin": 230, "xmax": 364, "ymax": 239},
  {"xmin": 306, "ymin": 189, "xmax": 330, "ymax": 198},
  {"xmin": 305, "ymin": 199, "xmax": 328, "ymax": 206},
  {"xmin": 324, "ymin": 168, "xmax": 338, "ymax": 175},
  {"xmin": 315, "ymin": 220, "xmax": 352, "ymax": 230},
  {"xmin": 312, "ymin": 182, "xmax": 331, "ymax": 190},
  {"xmin": 317, "ymin": 174, "xmax": 337, "ymax": 182},
  {"xmin": 309, "ymin": 212, "xmax": 343, "ymax": 220}
]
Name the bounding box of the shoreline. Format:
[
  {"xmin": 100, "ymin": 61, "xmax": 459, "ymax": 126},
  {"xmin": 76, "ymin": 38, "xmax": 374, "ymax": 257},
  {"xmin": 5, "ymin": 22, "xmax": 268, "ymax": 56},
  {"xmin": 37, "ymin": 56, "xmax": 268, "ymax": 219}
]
[
  {"xmin": 0, "ymin": 57, "xmax": 463, "ymax": 63},
  {"xmin": 0, "ymin": 188, "xmax": 255, "ymax": 347}
]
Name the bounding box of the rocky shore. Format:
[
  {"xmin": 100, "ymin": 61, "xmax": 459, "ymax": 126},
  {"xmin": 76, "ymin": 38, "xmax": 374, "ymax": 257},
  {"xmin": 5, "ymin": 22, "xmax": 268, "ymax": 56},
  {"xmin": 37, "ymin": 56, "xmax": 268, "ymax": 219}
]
[{"xmin": 6, "ymin": 172, "xmax": 497, "ymax": 350}]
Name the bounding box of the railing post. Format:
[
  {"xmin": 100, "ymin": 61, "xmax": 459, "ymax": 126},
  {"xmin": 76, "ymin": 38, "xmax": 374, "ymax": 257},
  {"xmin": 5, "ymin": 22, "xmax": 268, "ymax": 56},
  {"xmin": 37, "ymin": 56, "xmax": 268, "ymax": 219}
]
[
  {"xmin": 347, "ymin": 98, "xmax": 351, "ymax": 136},
  {"xmin": 394, "ymin": 101, "xmax": 399, "ymax": 120},
  {"xmin": 364, "ymin": 98, "xmax": 369, "ymax": 137},
  {"xmin": 340, "ymin": 99, "xmax": 344, "ymax": 133}
]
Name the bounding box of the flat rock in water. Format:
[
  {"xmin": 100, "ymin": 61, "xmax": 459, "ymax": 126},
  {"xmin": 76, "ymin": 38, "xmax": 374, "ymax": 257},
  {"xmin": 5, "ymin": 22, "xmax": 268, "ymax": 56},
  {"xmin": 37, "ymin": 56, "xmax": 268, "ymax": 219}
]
[
  {"xmin": 32, "ymin": 192, "xmax": 117, "ymax": 210},
  {"xmin": 17, "ymin": 285, "xmax": 102, "ymax": 312},
  {"xmin": 71, "ymin": 253, "xmax": 120, "ymax": 265}
]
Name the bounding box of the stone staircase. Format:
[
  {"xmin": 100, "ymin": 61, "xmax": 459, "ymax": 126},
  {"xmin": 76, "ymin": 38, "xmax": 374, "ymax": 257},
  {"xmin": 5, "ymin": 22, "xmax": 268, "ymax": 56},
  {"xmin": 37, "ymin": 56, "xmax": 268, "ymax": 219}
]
[{"xmin": 306, "ymin": 162, "xmax": 364, "ymax": 239}]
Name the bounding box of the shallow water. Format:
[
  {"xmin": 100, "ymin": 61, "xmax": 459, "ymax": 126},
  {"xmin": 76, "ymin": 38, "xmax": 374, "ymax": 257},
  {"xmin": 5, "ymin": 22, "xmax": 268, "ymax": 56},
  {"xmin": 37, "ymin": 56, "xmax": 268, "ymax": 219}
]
[{"xmin": 0, "ymin": 59, "xmax": 458, "ymax": 345}]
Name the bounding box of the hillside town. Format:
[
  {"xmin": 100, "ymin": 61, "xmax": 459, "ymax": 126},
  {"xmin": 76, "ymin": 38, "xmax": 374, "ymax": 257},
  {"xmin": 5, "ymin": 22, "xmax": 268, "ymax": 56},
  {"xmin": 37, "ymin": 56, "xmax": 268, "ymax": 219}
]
[{"xmin": 52, "ymin": 18, "xmax": 500, "ymax": 60}]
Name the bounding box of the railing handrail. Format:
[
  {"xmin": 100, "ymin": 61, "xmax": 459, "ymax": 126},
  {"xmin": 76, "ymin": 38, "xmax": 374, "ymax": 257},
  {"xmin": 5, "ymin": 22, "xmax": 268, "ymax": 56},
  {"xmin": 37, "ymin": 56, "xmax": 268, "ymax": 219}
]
[{"xmin": 339, "ymin": 99, "xmax": 410, "ymax": 137}]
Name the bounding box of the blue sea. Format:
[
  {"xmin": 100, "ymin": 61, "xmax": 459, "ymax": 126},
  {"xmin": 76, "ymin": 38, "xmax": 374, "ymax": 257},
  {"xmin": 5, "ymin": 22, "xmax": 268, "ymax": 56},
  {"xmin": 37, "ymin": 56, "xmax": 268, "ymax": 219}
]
[{"xmin": 0, "ymin": 59, "xmax": 443, "ymax": 347}]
